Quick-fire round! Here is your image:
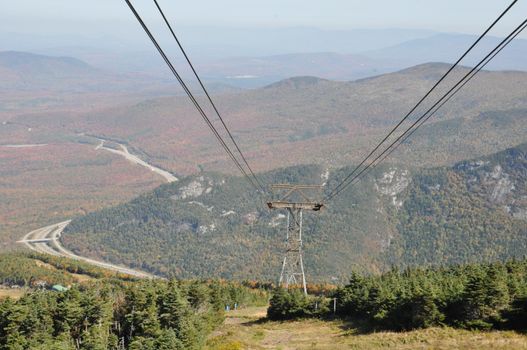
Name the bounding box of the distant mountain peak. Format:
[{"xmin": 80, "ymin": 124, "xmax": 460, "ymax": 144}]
[
  {"xmin": 0, "ymin": 50, "xmax": 118, "ymax": 91},
  {"xmin": 264, "ymin": 76, "xmax": 329, "ymax": 89},
  {"xmin": 395, "ymin": 62, "xmax": 455, "ymax": 74},
  {"xmin": 0, "ymin": 50, "xmax": 93, "ymax": 70}
]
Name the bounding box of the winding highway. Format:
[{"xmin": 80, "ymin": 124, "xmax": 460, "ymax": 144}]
[
  {"xmin": 95, "ymin": 139, "xmax": 178, "ymax": 183},
  {"xmin": 19, "ymin": 220, "xmax": 157, "ymax": 279},
  {"xmin": 17, "ymin": 139, "xmax": 178, "ymax": 279}
]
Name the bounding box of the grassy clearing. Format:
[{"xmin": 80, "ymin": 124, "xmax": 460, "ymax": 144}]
[
  {"xmin": 34, "ymin": 259, "xmax": 93, "ymax": 283},
  {"xmin": 0, "ymin": 288, "xmax": 27, "ymax": 300},
  {"xmin": 206, "ymin": 306, "xmax": 527, "ymax": 350}
]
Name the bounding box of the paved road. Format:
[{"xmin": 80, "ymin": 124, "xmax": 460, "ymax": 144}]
[
  {"xmin": 1, "ymin": 144, "xmax": 48, "ymax": 148},
  {"xmin": 95, "ymin": 140, "xmax": 178, "ymax": 183},
  {"xmin": 20, "ymin": 221, "xmax": 157, "ymax": 279},
  {"xmin": 17, "ymin": 138, "xmax": 175, "ymax": 279}
]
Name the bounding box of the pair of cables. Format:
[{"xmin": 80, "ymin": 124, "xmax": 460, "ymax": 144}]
[
  {"xmin": 326, "ymin": 0, "xmax": 523, "ymax": 202},
  {"xmin": 124, "ymin": 0, "xmax": 266, "ymax": 193}
]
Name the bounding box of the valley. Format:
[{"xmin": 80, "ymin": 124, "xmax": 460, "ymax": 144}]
[
  {"xmin": 9, "ymin": 135, "xmax": 180, "ymax": 277},
  {"xmin": 2, "ymin": 2, "xmax": 527, "ymax": 348},
  {"xmin": 4, "ymin": 58, "xmax": 527, "ymax": 176},
  {"xmin": 0, "ymin": 141, "xmax": 165, "ymax": 251},
  {"xmin": 2, "ymin": 53, "xmax": 526, "ymax": 280}
]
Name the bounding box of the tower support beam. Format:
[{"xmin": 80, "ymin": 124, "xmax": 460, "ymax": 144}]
[
  {"xmin": 268, "ymin": 184, "xmax": 323, "ymax": 295},
  {"xmin": 279, "ymin": 208, "xmax": 307, "ymax": 294}
]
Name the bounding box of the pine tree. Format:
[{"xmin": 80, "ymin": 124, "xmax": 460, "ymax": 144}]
[
  {"xmin": 124, "ymin": 283, "xmax": 162, "ymax": 344},
  {"xmin": 267, "ymin": 288, "xmax": 288, "ymax": 320},
  {"xmin": 55, "ymin": 288, "xmax": 85, "ymax": 341},
  {"xmin": 159, "ymin": 281, "xmax": 199, "ymax": 349},
  {"xmin": 393, "ymin": 293, "xmax": 444, "ymax": 330},
  {"xmin": 155, "ymin": 329, "xmax": 185, "ymax": 350},
  {"xmin": 484, "ymin": 264, "xmax": 510, "ymax": 322}
]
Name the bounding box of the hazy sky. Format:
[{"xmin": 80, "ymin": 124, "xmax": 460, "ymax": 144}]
[{"xmin": 1, "ymin": 0, "xmax": 526, "ymax": 36}]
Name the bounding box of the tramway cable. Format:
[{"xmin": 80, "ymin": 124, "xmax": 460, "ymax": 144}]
[
  {"xmin": 124, "ymin": 0, "xmax": 264, "ymax": 193},
  {"xmin": 325, "ymin": 0, "xmax": 519, "ymax": 201},
  {"xmin": 122, "ymin": 0, "xmax": 524, "ymax": 292},
  {"xmin": 152, "ymin": 0, "xmax": 266, "ymax": 192},
  {"xmin": 326, "ymin": 18, "xmax": 527, "ymax": 202}
]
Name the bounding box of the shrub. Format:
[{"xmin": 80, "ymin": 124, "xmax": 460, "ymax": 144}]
[{"xmin": 267, "ymin": 288, "xmax": 328, "ymax": 320}]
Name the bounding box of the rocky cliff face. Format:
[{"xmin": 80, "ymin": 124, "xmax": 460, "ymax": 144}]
[
  {"xmin": 375, "ymin": 168, "xmax": 411, "ymax": 208},
  {"xmin": 388, "ymin": 144, "xmax": 527, "ymax": 268},
  {"xmin": 456, "ymin": 145, "xmax": 527, "ymax": 221}
]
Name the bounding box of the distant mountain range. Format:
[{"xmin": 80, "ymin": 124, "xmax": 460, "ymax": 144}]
[
  {"xmin": 2, "ymin": 27, "xmax": 436, "ymax": 59},
  {"xmin": 0, "ymin": 51, "xmax": 102, "ymax": 90},
  {"xmin": 6, "ymin": 31, "xmax": 523, "ymax": 88},
  {"xmin": 0, "ymin": 51, "xmax": 158, "ymax": 93},
  {"xmin": 190, "ymin": 52, "xmax": 392, "ymax": 87},
  {"xmin": 0, "ymin": 51, "xmax": 236, "ymax": 95},
  {"xmin": 61, "ymin": 143, "xmax": 527, "ymax": 281},
  {"xmin": 366, "ymin": 33, "xmax": 527, "ymax": 72},
  {"xmin": 198, "ymin": 33, "xmax": 527, "ymax": 87},
  {"xmin": 3, "ymin": 30, "xmax": 526, "ymax": 91},
  {"xmin": 0, "ymin": 51, "xmax": 94, "ymax": 76}
]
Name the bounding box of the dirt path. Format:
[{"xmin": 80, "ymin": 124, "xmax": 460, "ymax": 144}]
[
  {"xmin": 206, "ymin": 307, "xmax": 527, "ymax": 350},
  {"xmin": 207, "ymin": 307, "xmax": 346, "ymax": 350}
]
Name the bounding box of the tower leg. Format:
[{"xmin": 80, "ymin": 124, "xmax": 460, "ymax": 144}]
[
  {"xmin": 279, "ymin": 256, "xmax": 287, "ymax": 285},
  {"xmin": 279, "ymin": 208, "xmax": 307, "ymax": 295}
]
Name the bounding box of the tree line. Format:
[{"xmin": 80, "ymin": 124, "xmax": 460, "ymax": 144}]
[
  {"xmin": 0, "ymin": 277, "xmax": 268, "ymax": 349},
  {"xmin": 268, "ymin": 259, "xmax": 527, "ymax": 331},
  {"xmin": 0, "ymin": 253, "xmax": 137, "ymax": 288}
]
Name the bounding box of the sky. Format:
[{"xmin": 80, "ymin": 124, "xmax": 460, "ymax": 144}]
[{"xmin": 1, "ymin": 0, "xmax": 525, "ymax": 36}]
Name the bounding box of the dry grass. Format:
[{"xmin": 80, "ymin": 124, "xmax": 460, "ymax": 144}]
[
  {"xmin": 34, "ymin": 259, "xmax": 93, "ymax": 283},
  {"xmin": 206, "ymin": 306, "xmax": 527, "ymax": 350},
  {"xmin": 0, "ymin": 288, "xmax": 27, "ymax": 300}
]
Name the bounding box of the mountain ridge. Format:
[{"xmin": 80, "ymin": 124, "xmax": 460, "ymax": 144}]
[
  {"xmin": 0, "ymin": 50, "xmax": 180, "ymax": 93},
  {"xmin": 366, "ymin": 33, "xmax": 527, "ymax": 72},
  {"xmin": 0, "ymin": 51, "xmax": 100, "ymax": 84},
  {"xmin": 61, "ymin": 142, "xmax": 527, "ymax": 281}
]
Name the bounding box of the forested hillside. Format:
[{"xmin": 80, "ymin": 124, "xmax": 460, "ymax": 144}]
[
  {"xmin": 3, "ymin": 63, "xmax": 526, "ymax": 253},
  {"xmin": 73, "ymin": 64, "xmax": 527, "ymax": 174},
  {"xmin": 388, "ymin": 143, "xmax": 527, "ymax": 266},
  {"xmin": 61, "ymin": 143, "xmax": 527, "ymax": 281}
]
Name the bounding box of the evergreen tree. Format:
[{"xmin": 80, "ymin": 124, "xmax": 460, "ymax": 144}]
[
  {"xmin": 159, "ymin": 281, "xmax": 198, "ymax": 349},
  {"xmin": 155, "ymin": 329, "xmax": 185, "ymax": 350},
  {"xmin": 391, "ymin": 293, "xmax": 444, "ymax": 330}
]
